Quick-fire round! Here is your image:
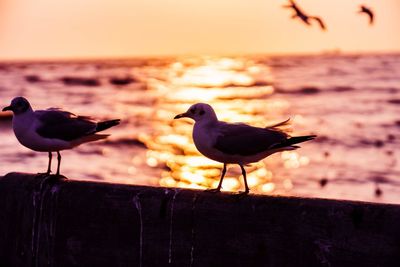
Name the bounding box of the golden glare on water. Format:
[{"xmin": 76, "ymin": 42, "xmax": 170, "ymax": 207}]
[
  {"xmin": 137, "ymin": 56, "xmax": 311, "ymax": 194},
  {"xmin": 281, "ymin": 151, "xmax": 310, "ymax": 169}
]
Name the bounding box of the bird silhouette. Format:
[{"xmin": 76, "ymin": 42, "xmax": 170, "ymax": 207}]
[
  {"xmin": 3, "ymin": 97, "xmax": 120, "ymax": 176},
  {"xmin": 359, "ymin": 5, "xmax": 374, "ymax": 25},
  {"xmin": 174, "ymin": 103, "xmax": 315, "ymax": 195},
  {"xmin": 283, "ymin": 0, "xmax": 326, "ymax": 31}
]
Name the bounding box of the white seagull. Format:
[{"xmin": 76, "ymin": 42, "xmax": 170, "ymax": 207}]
[
  {"xmin": 2, "ymin": 97, "xmax": 120, "ymax": 176},
  {"xmin": 174, "ymin": 103, "xmax": 316, "ymax": 194}
]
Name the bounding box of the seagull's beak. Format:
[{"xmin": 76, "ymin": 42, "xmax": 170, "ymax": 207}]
[
  {"xmin": 174, "ymin": 112, "xmax": 189, "ymax": 119},
  {"xmin": 2, "ymin": 106, "xmax": 12, "ymax": 112}
]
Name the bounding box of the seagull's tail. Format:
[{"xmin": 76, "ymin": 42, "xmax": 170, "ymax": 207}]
[
  {"xmin": 266, "ymin": 118, "xmax": 291, "ymax": 129},
  {"xmin": 96, "ymin": 119, "xmax": 121, "ymax": 132},
  {"xmin": 271, "ymin": 135, "xmax": 316, "ymax": 149}
]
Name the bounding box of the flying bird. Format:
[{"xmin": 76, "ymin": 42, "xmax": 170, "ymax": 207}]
[
  {"xmin": 359, "ymin": 5, "xmax": 374, "ymax": 25},
  {"xmin": 283, "ymin": 0, "xmax": 326, "ymax": 31},
  {"xmin": 174, "ymin": 103, "xmax": 316, "ymax": 194},
  {"xmin": 2, "ymin": 97, "xmax": 120, "ymax": 175}
]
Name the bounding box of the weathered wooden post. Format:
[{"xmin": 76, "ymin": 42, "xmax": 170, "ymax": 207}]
[{"xmin": 1, "ymin": 172, "xmax": 400, "ymax": 266}]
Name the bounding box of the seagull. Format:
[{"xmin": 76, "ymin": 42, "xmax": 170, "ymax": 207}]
[
  {"xmin": 283, "ymin": 0, "xmax": 326, "ymax": 31},
  {"xmin": 2, "ymin": 97, "xmax": 120, "ymax": 176},
  {"xmin": 174, "ymin": 103, "xmax": 316, "ymax": 194},
  {"xmin": 358, "ymin": 5, "xmax": 374, "ymax": 25}
]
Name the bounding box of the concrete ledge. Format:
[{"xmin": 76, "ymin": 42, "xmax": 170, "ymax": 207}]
[{"xmin": 1, "ymin": 172, "xmax": 400, "ymax": 266}]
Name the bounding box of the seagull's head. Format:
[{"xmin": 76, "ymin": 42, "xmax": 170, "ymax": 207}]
[
  {"xmin": 174, "ymin": 103, "xmax": 218, "ymax": 123},
  {"xmin": 2, "ymin": 97, "xmax": 32, "ymax": 115}
]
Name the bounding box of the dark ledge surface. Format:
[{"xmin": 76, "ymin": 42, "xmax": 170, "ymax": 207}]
[{"xmin": 1, "ymin": 172, "xmax": 400, "ymax": 267}]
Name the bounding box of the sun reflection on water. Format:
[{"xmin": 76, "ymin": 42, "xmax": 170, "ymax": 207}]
[{"xmin": 138, "ymin": 56, "xmax": 309, "ymax": 194}]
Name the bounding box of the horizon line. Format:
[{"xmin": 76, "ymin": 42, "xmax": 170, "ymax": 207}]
[{"xmin": 0, "ymin": 49, "xmax": 399, "ymax": 63}]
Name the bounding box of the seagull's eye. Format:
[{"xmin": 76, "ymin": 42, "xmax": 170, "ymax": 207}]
[{"xmin": 199, "ymin": 110, "xmax": 205, "ymax": 116}]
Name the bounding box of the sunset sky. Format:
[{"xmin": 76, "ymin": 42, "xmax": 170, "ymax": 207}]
[{"xmin": 0, "ymin": 0, "xmax": 399, "ymax": 60}]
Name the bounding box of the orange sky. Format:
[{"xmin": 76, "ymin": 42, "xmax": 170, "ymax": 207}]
[{"xmin": 0, "ymin": 0, "xmax": 399, "ymax": 60}]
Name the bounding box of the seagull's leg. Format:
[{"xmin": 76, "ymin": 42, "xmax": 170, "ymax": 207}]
[
  {"xmin": 206, "ymin": 163, "xmax": 227, "ymax": 193},
  {"xmin": 216, "ymin": 163, "xmax": 227, "ymax": 191},
  {"xmin": 46, "ymin": 152, "xmax": 52, "ymax": 174},
  {"xmin": 239, "ymin": 164, "xmax": 250, "ymax": 195},
  {"xmin": 56, "ymin": 151, "xmax": 62, "ymax": 176}
]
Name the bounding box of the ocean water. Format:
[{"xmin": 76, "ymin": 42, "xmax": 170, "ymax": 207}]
[{"xmin": 0, "ymin": 54, "xmax": 399, "ymax": 203}]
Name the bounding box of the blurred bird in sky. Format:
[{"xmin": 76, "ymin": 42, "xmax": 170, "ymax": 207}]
[
  {"xmin": 283, "ymin": 0, "xmax": 327, "ymax": 31},
  {"xmin": 359, "ymin": 5, "xmax": 374, "ymax": 25},
  {"xmin": 174, "ymin": 103, "xmax": 316, "ymax": 194},
  {"xmin": 3, "ymin": 97, "xmax": 120, "ymax": 175}
]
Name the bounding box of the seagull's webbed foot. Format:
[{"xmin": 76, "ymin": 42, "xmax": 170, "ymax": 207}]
[
  {"xmin": 205, "ymin": 164, "xmax": 227, "ymax": 193},
  {"xmin": 235, "ymin": 190, "xmax": 250, "ymax": 198},
  {"xmin": 37, "ymin": 172, "xmax": 51, "ymax": 177},
  {"xmin": 205, "ymin": 187, "xmax": 222, "ymax": 193},
  {"xmin": 37, "ymin": 152, "xmax": 53, "ymax": 177},
  {"xmin": 50, "ymin": 174, "xmax": 68, "ymax": 180}
]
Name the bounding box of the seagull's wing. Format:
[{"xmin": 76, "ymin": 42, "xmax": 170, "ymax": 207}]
[
  {"xmin": 365, "ymin": 9, "xmax": 374, "ymax": 25},
  {"xmin": 213, "ymin": 122, "xmax": 288, "ymax": 156},
  {"xmin": 311, "ymin": 16, "xmax": 326, "ymax": 30},
  {"xmin": 360, "ymin": 6, "xmax": 374, "ymax": 25},
  {"xmin": 283, "ymin": 0, "xmax": 295, "ymax": 8},
  {"xmin": 35, "ymin": 109, "xmax": 97, "ymax": 141}
]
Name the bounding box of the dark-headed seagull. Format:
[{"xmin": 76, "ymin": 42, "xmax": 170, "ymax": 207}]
[
  {"xmin": 174, "ymin": 103, "xmax": 316, "ymax": 194},
  {"xmin": 2, "ymin": 97, "xmax": 120, "ymax": 176}
]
